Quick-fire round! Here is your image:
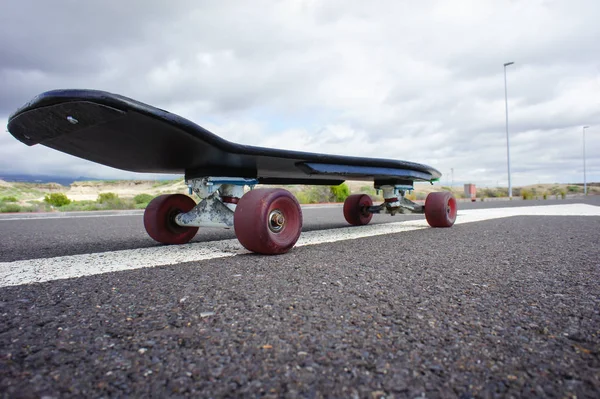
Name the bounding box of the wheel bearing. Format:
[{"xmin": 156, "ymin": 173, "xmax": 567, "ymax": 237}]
[{"xmin": 268, "ymin": 209, "xmax": 285, "ymax": 233}]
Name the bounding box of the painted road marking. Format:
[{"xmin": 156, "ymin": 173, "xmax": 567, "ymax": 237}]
[
  {"xmin": 1, "ymin": 203, "xmax": 599, "ymax": 288},
  {"xmin": 0, "ymin": 204, "xmax": 340, "ymax": 221}
]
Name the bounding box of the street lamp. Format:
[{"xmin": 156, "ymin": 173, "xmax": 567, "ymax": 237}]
[
  {"xmin": 504, "ymin": 61, "xmax": 515, "ymax": 198},
  {"xmin": 583, "ymin": 125, "xmax": 589, "ymax": 195}
]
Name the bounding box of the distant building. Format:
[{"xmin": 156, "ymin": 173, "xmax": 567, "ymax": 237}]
[{"xmin": 464, "ymin": 184, "xmax": 476, "ymax": 200}]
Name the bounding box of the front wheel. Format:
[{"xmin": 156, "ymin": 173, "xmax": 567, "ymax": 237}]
[
  {"xmin": 424, "ymin": 192, "xmax": 457, "ymax": 227},
  {"xmin": 234, "ymin": 188, "xmax": 303, "ymax": 255}
]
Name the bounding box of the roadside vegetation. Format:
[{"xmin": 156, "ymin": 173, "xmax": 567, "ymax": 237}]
[
  {"xmin": 1, "ymin": 192, "xmax": 157, "ymax": 213},
  {"xmin": 0, "ymin": 179, "xmax": 598, "ymax": 213}
]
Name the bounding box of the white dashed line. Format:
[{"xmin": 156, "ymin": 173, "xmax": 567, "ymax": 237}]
[{"xmin": 1, "ymin": 204, "xmax": 598, "ymax": 288}]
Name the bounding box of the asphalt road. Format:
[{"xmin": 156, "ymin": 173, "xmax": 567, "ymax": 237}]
[
  {"xmin": 0, "ymin": 197, "xmax": 592, "ymax": 263},
  {"xmin": 1, "ymin": 197, "xmax": 599, "ymax": 398}
]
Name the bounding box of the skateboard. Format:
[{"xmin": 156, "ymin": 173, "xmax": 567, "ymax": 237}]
[{"xmin": 7, "ymin": 89, "xmax": 457, "ymax": 254}]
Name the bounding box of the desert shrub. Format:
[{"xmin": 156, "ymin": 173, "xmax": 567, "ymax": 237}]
[
  {"xmin": 560, "ymin": 189, "xmax": 566, "ymax": 199},
  {"xmin": 567, "ymin": 185, "xmax": 581, "ymax": 193},
  {"xmin": 330, "ymin": 183, "xmax": 350, "ymax": 202},
  {"xmin": 1, "ymin": 204, "xmax": 22, "ymax": 213},
  {"xmin": 521, "ymin": 189, "xmax": 533, "ymax": 200},
  {"xmin": 481, "ymin": 187, "xmax": 508, "ymax": 198},
  {"xmin": 481, "ymin": 188, "xmax": 496, "ymax": 198},
  {"xmin": 44, "ymin": 193, "xmax": 71, "ymax": 207},
  {"xmin": 97, "ymin": 192, "xmax": 119, "ymax": 203},
  {"xmin": 134, "ymin": 193, "xmax": 154, "ymax": 204},
  {"xmin": 1, "ymin": 196, "xmax": 18, "ymax": 203},
  {"xmin": 295, "ymin": 186, "xmax": 332, "ymax": 204},
  {"xmin": 23, "ymin": 201, "xmax": 51, "ymax": 212},
  {"xmin": 495, "ymin": 187, "xmax": 509, "ymax": 197},
  {"xmin": 547, "ymin": 186, "xmax": 560, "ymax": 195},
  {"xmin": 58, "ymin": 200, "xmax": 103, "ymax": 212},
  {"xmin": 96, "ymin": 192, "xmax": 136, "ymax": 209}
]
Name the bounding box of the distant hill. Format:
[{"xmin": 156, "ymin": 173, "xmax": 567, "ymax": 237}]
[{"xmin": 0, "ymin": 174, "xmax": 102, "ymax": 186}]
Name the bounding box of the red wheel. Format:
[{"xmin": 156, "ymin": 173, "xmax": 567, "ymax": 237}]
[
  {"xmin": 425, "ymin": 191, "xmax": 457, "ymax": 227},
  {"xmin": 143, "ymin": 194, "xmax": 199, "ymax": 244},
  {"xmin": 234, "ymin": 188, "xmax": 303, "ymax": 255},
  {"xmin": 343, "ymin": 194, "xmax": 373, "ymax": 226}
]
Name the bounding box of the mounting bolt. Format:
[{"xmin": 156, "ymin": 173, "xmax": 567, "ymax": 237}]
[{"xmin": 66, "ymin": 116, "xmax": 78, "ymax": 125}]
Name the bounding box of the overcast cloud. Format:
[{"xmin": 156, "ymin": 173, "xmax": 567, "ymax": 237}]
[{"xmin": 1, "ymin": 0, "xmax": 599, "ymax": 187}]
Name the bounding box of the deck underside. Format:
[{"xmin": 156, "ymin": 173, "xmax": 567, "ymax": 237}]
[{"xmin": 7, "ymin": 90, "xmax": 442, "ymax": 186}]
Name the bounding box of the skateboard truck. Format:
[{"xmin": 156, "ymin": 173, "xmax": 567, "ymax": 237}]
[
  {"xmin": 368, "ymin": 185, "xmax": 424, "ymax": 216},
  {"xmin": 175, "ymin": 177, "xmax": 257, "ymax": 228}
]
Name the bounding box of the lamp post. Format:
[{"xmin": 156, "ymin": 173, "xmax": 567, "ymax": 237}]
[
  {"xmin": 583, "ymin": 125, "xmax": 589, "ymax": 195},
  {"xmin": 504, "ymin": 62, "xmax": 514, "ymax": 198}
]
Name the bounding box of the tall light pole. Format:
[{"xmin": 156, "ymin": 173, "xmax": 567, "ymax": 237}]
[
  {"xmin": 583, "ymin": 125, "xmax": 589, "ymax": 195},
  {"xmin": 504, "ymin": 62, "xmax": 515, "ymax": 198}
]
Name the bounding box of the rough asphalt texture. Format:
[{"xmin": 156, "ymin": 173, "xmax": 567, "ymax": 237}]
[{"xmin": 1, "ymin": 201, "xmax": 599, "ymax": 398}]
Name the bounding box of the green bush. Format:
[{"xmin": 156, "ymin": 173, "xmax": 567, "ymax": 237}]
[
  {"xmin": 1, "ymin": 204, "xmax": 22, "ymax": 213},
  {"xmin": 567, "ymin": 185, "xmax": 581, "ymax": 193},
  {"xmin": 97, "ymin": 192, "xmax": 119, "ymax": 203},
  {"xmin": 0, "ymin": 196, "xmax": 18, "ymax": 203},
  {"xmin": 134, "ymin": 193, "xmax": 154, "ymax": 204},
  {"xmin": 521, "ymin": 189, "xmax": 533, "ymax": 200},
  {"xmin": 330, "ymin": 183, "xmax": 350, "ymax": 202},
  {"xmin": 44, "ymin": 193, "xmax": 71, "ymax": 207}
]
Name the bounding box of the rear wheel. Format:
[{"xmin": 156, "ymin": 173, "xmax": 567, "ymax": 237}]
[
  {"xmin": 234, "ymin": 188, "xmax": 303, "ymax": 255},
  {"xmin": 143, "ymin": 194, "xmax": 199, "ymax": 244},
  {"xmin": 343, "ymin": 194, "xmax": 373, "ymax": 226},
  {"xmin": 424, "ymin": 191, "xmax": 457, "ymax": 227}
]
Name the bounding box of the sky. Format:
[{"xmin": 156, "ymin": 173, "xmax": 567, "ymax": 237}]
[{"xmin": 1, "ymin": 0, "xmax": 599, "ymax": 188}]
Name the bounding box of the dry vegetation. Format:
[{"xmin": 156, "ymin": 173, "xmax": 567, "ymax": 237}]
[{"xmin": 1, "ymin": 178, "xmax": 597, "ymax": 213}]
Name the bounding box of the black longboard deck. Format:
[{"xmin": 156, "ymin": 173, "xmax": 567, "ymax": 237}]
[{"xmin": 7, "ymin": 89, "xmax": 441, "ymax": 186}]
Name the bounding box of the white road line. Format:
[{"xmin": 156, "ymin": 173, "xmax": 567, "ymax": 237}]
[
  {"xmin": 0, "ymin": 204, "xmax": 340, "ymax": 221},
  {"xmin": 1, "ymin": 203, "xmax": 599, "ymax": 288},
  {"xmin": 0, "ymin": 212, "xmax": 143, "ymax": 221}
]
